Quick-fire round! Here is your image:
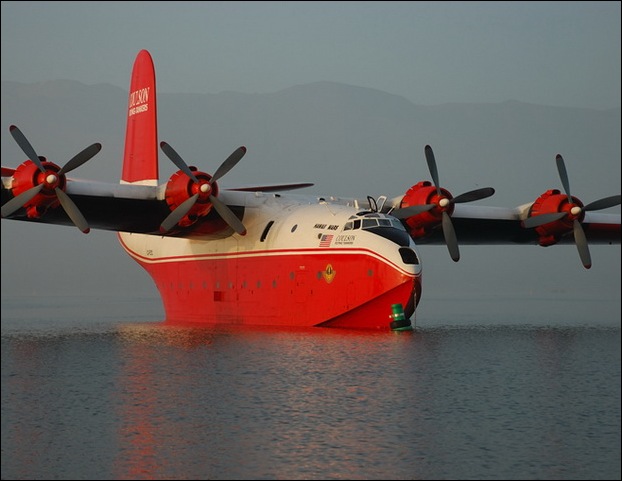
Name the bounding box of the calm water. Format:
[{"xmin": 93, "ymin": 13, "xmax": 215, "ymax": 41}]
[{"xmin": 1, "ymin": 296, "xmax": 620, "ymax": 480}]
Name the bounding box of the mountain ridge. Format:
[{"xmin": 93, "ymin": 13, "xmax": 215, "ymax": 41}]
[{"xmin": 2, "ymin": 79, "xmax": 619, "ymax": 298}]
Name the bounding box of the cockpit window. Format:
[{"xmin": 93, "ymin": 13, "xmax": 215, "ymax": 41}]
[
  {"xmin": 344, "ymin": 219, "xmax": 364, "ymax": 231},
  {"xmin": 390, "ymin": 218, "xmax": 404, "ymax": 229},
  {"xmin": 342, "ymin": 213, "xmax": 406, "ymax": 233}
]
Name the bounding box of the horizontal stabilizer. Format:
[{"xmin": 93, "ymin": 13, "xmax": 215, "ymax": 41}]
[{"xmin": 226, "ymin": 183, "xmax": 314, "ymax": 192}]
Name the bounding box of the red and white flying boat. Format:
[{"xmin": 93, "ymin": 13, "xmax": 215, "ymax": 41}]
[{"xmin": 2, "ymin": 50, "xmax": 620, "ymax": 330}]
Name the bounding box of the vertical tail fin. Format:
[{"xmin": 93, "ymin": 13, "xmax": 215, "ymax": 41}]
[{"xmin": 122, "ymin": 50, "xmax": 158, "ymax": 185}]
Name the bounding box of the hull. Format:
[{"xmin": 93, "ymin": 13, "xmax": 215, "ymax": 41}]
[{"xmin": 120, "ymin": 235, "xmax": 421, "ymax": 330}]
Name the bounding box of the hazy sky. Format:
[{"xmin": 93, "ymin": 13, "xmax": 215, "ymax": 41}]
[
  {"xmin": 1, "ymin": 1, "xmax": 620, "ymax": 109},
  {"xmin": 1, "ymin": 1, "xmax": 620, "ymax": 323}
]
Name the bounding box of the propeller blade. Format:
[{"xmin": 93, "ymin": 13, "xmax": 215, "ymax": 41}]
[
  {"xmin": 1, "ymin": 184, "xmax": 44, "ymax": 217},
  {"xmin": 573, "ymin": 219, "xmax": 591, "ymax": 269},
  {"xmin": 555, "ymin": 154, "xmax": 573, "ymax": 203},
  {"xmin": 522, "ymin": 212, "xmax": 567, "ymax": 229},
  {"xmin": 160, "ymin": 194, "xmax": 200, "ymax": 233},
  {"xmin": 424, "ymin": 145, "xmax": 441, "ymax": 195},
  {"xmin": 584, "ymin": 195, "xmax": 621, "ymax": 212},
  {"xmin": 390, "ymin": 204, "xmax": 436, "ymax": 219},
  {"xmin": 10, "ymin": 125, "xmax": 46, "ymax": 173},
  {"xmin": 59, "ymin": 143, "xmax": 102, "ymax": 175},
  {"xmin": 160, "ymin": 142, "xmax": 199, "ymax": 183},
  {"xmin": 55, "ymin": 187, "xmax": 90, "ymax": 233},
  {"xmin": 450, "ymin": 187, "xmax": 496, "ymax": 205},
  {"xmin": 441, "ymin": 211, "xmax": 460, "ymax": 262},
  {"xmin": 209, "ymin": 195, "xmax": 247, "ymax": 235},
  {"xmin": 210, "ymin": 146, "xmax": 246, "ymax": 185}
]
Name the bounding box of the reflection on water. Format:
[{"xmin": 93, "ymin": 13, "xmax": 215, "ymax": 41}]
[
  {"xmin": 110, "ymin": 324, "xmax": 420, "ymax": 480},
  {"xmin": 1, "ymin": 296, "xmax": 621, "ymax": 479}
]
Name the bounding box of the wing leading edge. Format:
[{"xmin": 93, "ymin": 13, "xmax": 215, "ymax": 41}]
[{"xmin": 408, "ymin": 204, "xmax": 621, "ymax": 246}]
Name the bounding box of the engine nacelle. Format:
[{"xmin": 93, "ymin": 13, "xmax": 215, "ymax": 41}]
[
  {"xmin": 10, "ymin": 158, "xmax": 66, "ymax": 218},
  {"xmin": 528, "ymin": 189, "xmax": 584, "ymax": 246},
  {"xmin": 164, "ymin": 167, "xmax": 219, "ymax": 228},
  {"xmin": 400, "ymin": 181, "xmax": 455, "ymax": 238}
]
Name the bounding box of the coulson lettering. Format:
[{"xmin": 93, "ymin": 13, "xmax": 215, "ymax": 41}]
[
  {"xmin": 129, "ymin": 87, "xmax": 149, "ymax": 107},
  {"xmin": 128, "ymin": 87, "xmax": 150, "ymax": 117},
  {"xmin": 335, "ymin": 234, "xmax": 355, "ymax": 245}
]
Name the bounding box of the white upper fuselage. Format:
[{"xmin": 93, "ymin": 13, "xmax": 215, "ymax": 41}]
[{"xmin": 120, "ymin": 189, "xmax": 422, "ymax": 279}]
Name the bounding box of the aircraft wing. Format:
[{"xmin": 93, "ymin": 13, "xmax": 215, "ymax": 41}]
[
  {"xmin": 1, "ymin": 173, "xmax": 316, "ymax": 234},
  {"xmin": 410, "ymin": 204, "xmax": 621, "ymax": 246},
  {"xmin": 3, "ymin": 171, "xmax": 620, "ymax": 242},
  {"xmin": 368, "ymin": 144, "xmax": 621, "ymax": 268},
  {"xmin": 1, "ymin": 177, "xmax": 168, "ymax": 233}
]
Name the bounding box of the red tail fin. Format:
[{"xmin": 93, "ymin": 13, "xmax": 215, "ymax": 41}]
[{"xmin": 122, "ymin": 50, "xmax": 158, "ymax": 185}]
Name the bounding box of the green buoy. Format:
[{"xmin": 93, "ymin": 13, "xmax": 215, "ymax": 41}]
[{"xmin": 389, "ymin": 303, "xmax": 412, "ymax": 331}]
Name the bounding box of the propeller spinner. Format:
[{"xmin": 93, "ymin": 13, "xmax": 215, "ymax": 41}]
[
  {"xmin": 523, "ymin": 154, "xmax": 621, "ymax": 269},
  {"xmin": 392, "ymin": 144, "xmax": 495, "ymax": 262},
  {"xmin": 2, "ymin": 125, "xmax": 101, "ymax": 233},
  {"xmin": 159, "ymin": 141, "xmax": 247, "ymax": 235}
]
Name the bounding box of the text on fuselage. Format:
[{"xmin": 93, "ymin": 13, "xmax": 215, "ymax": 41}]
[{"xmin": 128, "ymin": 87, "xmax": 150, "ymax": 116}]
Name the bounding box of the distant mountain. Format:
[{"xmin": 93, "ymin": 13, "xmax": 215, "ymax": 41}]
[
  {"xmin": 2, "ymin": 80, "xmax": 620, "ymax": 204},
  {"xmin": 1, "ymin": 80, "xmax": 620, "ymax": 299}
]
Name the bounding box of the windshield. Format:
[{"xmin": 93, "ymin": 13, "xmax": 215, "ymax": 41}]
[
  {"xmin": 342, "ymin": 213, "xmax": 411, "ymax": 247},
  {"xmin": 343, "ymin": 213, "xmax": 406, "ymax": 232}
]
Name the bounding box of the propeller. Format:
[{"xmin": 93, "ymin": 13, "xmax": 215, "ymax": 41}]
[
  {"xmin": 159, "ymin": 141, "xmax": 247, "ymax": 235},
  {"xmin": 394, "ymin": 144, "xmax": 495, "ymax": 262},
  {"xmin": 2, "ymin": 125, "xmax": 101, "ymax": 233},
  {"xmin": 523, "ymin": 154, "xmax": 621, "ymax": 269},
  {"xmin": 425, "ymin": 145, "xmax": 496, "ymax": 261}
]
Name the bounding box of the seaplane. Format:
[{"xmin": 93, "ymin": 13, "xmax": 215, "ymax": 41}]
[{"xmin": 2, "ymin": 50, "xmax": 620, "ymax": 331}]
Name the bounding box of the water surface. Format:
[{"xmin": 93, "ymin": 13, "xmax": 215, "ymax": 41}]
[{"xmin": 2, "ymin": 296, "xmax": 620, "ymax": 480}]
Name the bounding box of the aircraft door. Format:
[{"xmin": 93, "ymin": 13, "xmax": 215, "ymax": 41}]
[{"xmin": 294, "ymin": 268, "xmax": 309, "ymax": 304}]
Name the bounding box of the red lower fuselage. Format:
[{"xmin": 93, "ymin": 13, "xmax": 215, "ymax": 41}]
[{"xmin": 120, "ymin": 238, "xmax": 421, "ymax": 330}]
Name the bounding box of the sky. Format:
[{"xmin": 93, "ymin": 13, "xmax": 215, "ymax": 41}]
[
  {"xmin": 1, "ymin": 1, "xmax": 620, "ymax": 323},
  {"xmin": 1, "ymin": 1, "xmax": 620, "ymax": 110}
]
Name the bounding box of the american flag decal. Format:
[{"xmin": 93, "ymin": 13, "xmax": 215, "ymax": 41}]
[{"xmin": 319, "ymin": 234, "xmax": 333, "ymax": 247}]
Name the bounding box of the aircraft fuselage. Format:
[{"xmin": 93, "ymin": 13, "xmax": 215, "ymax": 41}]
[{"xmin": 119, "ymin": 191, "xmax": 423, "ymax": 330}]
